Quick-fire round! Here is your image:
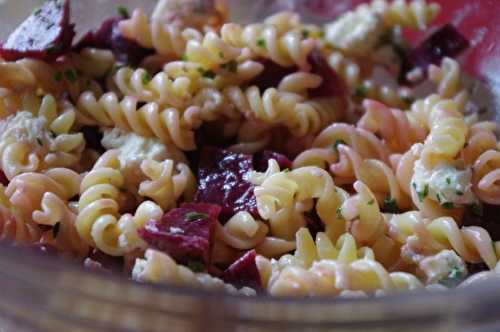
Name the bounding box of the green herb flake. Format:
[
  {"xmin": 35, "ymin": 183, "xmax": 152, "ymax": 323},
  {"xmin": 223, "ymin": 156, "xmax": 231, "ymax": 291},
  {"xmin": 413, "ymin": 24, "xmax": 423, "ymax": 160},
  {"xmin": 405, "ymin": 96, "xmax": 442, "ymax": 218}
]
[
  {"xmin": 367, "ymin": 199, "xmax": 375, "ymax": 205},
  {"xmin": 353, "ymin": 85, "xmax": 367, "ymax": 98},
  {"xmin": 436, "ymin": 192, "xmax": 441, "ymax": 203},
  {"xmin": 218, "ymin": 51, "xmax": 225, "ymax": 59},
  {"xmin": 185, "ymin": 212, "xmax": 209, "ymax": 222},
  {"xmin": 52, "ymin": 222, "xmax": 61, "ymax": 238},
  {"xmin": 283, "ymin": 168, "xmax": 290, "ymax": 173},
  {"xmin": 36, "ymin": 137, "xmax": 43, "ymax": 146},
  {"xmin": 441, "ymin": 202, "xmax": 454, "ymax": 209},
  {"xmin": 438, "ymin": 266, "xmax": 465, "ymax": 288},
  {"xmin": 53, "ymin": 71, "xmax": 63, "ymax": 82},
  {"xmin": 446, "ymin": 177, "xmax": 451, "ymax": 185},
  {"xmin": 402, "ymin": 96, "xmax": 415, "ymax": 105},
  {"xmin": 470, "ymin": 202, "xmax": 483, "ymax": 217},
  {"xmin": 187, "ymin": 260, "xmax": 205, "ymax": 273},
  {"xmin": 383, "ymin": 197, "xmax": 399, "ymax": 213},
  {"xmin": 301, "ymin": 29, "xmax": 310, "ymax": 39},
  {"xmin": 256, "ymin": 37, "xmax": 266, "ymax": 49},
  {"xmin": 455, "ymin": 190, "xmax": 464, "ymax": 196},
  {"xmin": 181, "ymin": 54, "xmax": 188, "ymax": 61},
  {"xmin": 141, "ymin": 72, "xmax": 152, "ymax": 85},
  {"xmin": 417, "ymin": 184, "xmax": 429, "ymax": 202},
  {"xmin": 64, "ymin": 70, "xmax": 77, "ymax": 84},
  {"xmin": 33, "ymin": 8, "xmax": 42, "ymax": 16},
  {"xmin": 332, "ymin": 139, "xmax": 346, "ymax": 152},
  {"xmin": 202, "ymin": 69, "xmax": 216, "ymax": 79},
  {"xmin": 221, "ymin": 60, "xmax": 238, "ymax": 73},
  {"xmin": 336, "ymin": 207, "xmax": 343, "ymax": 219},
  {"xmin": 117, "ymin": 5, "xmax": 130, "ymax": 19}
]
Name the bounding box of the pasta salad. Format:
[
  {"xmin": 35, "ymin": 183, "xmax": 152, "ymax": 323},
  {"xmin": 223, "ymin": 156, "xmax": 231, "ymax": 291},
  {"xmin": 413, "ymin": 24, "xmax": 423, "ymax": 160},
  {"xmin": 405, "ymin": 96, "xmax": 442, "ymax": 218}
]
[{"xmin": 0, "ymin": 0, "xmax": 498, "ymax": 298}]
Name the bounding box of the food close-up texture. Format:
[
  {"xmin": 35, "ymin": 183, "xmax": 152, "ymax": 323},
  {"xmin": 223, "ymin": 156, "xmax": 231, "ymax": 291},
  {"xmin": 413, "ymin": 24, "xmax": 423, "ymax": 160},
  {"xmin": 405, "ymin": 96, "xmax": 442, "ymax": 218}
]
[{"xmin": 0, "ymin": 0, "xmax": 498, "ymax": 299}]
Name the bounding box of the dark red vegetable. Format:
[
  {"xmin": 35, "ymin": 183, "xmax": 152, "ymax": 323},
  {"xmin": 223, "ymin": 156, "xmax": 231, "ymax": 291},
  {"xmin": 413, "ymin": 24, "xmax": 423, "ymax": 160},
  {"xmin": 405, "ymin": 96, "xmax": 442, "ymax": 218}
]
[
  {"xmin": 307, "ymin": 49, "xmax": 345, "ymax": 98},
  {"xmin": 255, "ymin": 150, "xmax": 292, "ymax": 172},
  {"xmin": 139, "ymin": 203, "xmax": 221, "ymax": 267},
  {"xmin": 81, "ymin": 126, "xmax": 105, "ymax": 153},
  {"xmin": 463, "ymin": 203, "xmax": 500, "ymax": 241},
  {"xmin": 409, "ymin": 24, "xmax": 470, "ymax": 70},
  {"xmin": 0, "ymin": 0, "xmax": 75, "ymax": 61},
  {"xmin": 75, "ymin": 17, "xmax": 153, "ymax": 66},
  {"xmin": 195, "ymin": 147, "xmax": 258, "ymax": 222},
  {"xmin": 248, "ymin": 58, "xmax": 298, "ymax": 91},
  {"xmin": 222, "ymin": 250, "xmax": 262, "ymax": 290},
  {"xmin": 0, "ymin": 171, "xmax": 9, "ymax": 186}
]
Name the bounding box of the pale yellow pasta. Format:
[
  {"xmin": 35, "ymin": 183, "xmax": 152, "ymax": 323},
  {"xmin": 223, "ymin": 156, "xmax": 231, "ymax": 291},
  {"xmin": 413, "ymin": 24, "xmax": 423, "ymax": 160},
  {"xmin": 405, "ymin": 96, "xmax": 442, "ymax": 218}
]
[
  {"xmin": 370, "ymin": 0, "xmax": 441, "ymax": 30},
  {"xmin": 472, "ymin": 150, "xmax": 500, "ymax": 205},
  {"xmin": 216, "ymin": 211, "xmax": 269, "ymax": 250},
  {"xmin": 139, "ymin": 159, "xmax": 196, "ymax": 210},
  {"xmin": 429, "ymin": 57, "xmax": 468, "ymax": 106},
  {"xmin": 132, "ymin": 249, "xmax": 256, "ymax": 295},
  {"xmin": 34, "ymin": 192, "xmax": 89, "ymax": 257},
  {"xmin": 76, "ymin": 150, "xmax": 164, "ymax": 256}
]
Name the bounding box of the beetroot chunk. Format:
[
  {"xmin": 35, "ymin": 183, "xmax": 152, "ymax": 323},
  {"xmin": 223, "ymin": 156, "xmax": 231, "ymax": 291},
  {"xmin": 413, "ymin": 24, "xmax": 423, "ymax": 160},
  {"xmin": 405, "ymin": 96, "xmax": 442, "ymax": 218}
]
[
  {"xmin": 307, "ymin": 49, "xmax": 345, "ymax": 98},
  {"xmin": 75, "ymin": 17, "xmax": 153, "ymax": 66},
  {"xmin": 139, "ymin": 203, "xmax": 221, "ymax": 267},
  {"xmin": 249, "ymin": 58, "xmax": 298, "ymax": 91},
  {"xmin": 222, "ymin": 250, "xmax": 262, "ymax": 290},
  {"xmin": 0, "ymin": 0, "xmax": 74, "ymax": 61},
  {"xmin": 0, "ymin": 171, "xmax": 8, "ymax": 186},
  {"xmin": 195, "ymin": 147, "xmax": 258, "ymax": 222},
  {"xmin": 409, "ymin": 24, "xmax": 469, "ymax": 70},
  {"xmin": 255, "ymin": 150, "xmax": 292, "ymax": 172}
]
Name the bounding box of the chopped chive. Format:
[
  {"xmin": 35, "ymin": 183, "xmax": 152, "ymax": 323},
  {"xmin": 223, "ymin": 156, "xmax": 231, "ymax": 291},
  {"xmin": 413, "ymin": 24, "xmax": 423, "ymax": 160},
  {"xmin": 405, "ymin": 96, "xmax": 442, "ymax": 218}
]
[
  {"xmin": 383, "ymin": 197, "xmax": 399, "ymax": 213},
  {"xmin": 141, "ymin": 72, "xmax": 152, "ymax": 85},
  {"xmin": 367, "ymin": 199, "xmax": 375, "ymax": 205},
  {"xmin": 117, "ymin": 5, "xmax": 130, "ymax": 19},
  {"xmin": 53, "ymin": 222, "xmax": 61, "ymax": 238},
  {"xmin": 218, "ymin": 51, "xmax": 224, "ymax": 59},
  {"xmin": 441, "ymin": 202, "xmax": 454, "ymax": 209},
  {"xmin": 332, "ymin": 139, "xmax": 346, "ymax": 152},
  {"xmin": 33, "ymin": 8, "xmax": 42, "ymax": 16},
  {"xmin": 455, "ymin": 190, "xmax": 464, "ymax": 196},
  {"xmin": 202, "ymin": 69, "xmax": 216, "ymax": 79},
  {"xmin": 353, "ymin": 85, "xmax": 367, "ymax": 98},
  {"xmin": 336, "ymin": 207, "xmax": 342, "ymax": 219},
  {"xmin": 417, "ymin": 184, "xmax": 429, "ymax": 202},
  {"xmin": 185, "ymin": 212, "xmax": 209, "ymax": 222},
  {"xmin": 319, "ymin": 30, "xmax": 325, "ymax": 38},
  {"xmin": 64, "ymin": 69, "xmax": 77, "ymax": 84},
  {"xmin": 301, "ymin": 29, "xmax": 310, "ymax": 39},
  {"xmin": 402, "ymin": 96, "xmax": 415, "ymax": 105},
  {"xmin": 446, "ymin": 177, "xmax": 451, "ymax": 185},
  {"xmin": 221, "ymin": 60, "xmax": 238, "ymax": 73},
  {"xmin": 470, "ymin": 202, "xmax": 483, "ymax": 217},
  {"xmin": 436, "ymin": 192, "xmax": 441, "ymax": 203},
  {"xmin": 181, "ymin": 54, "xmax": 188, "ymax": 61},
  {"xmin": 53, "ymin": 71, "xmax": 63, "ymax": 82},
  {"xmin": 256, "ymin": 37, "xmax": 266, "ymax": 48},
  {"xmin": 36, "ymin": 137, "xmax": 43, "ymax": 146},
  {"xmin": 438, "ymin": 266, "xmax": 464, "ymax": 288},
  {"xmin": 187, "ymin": 260, "xmax": 205, "ymax": 273},
  {"xmin": 283, "ymin": 168, "xmax": 290, "ymax": 173}
]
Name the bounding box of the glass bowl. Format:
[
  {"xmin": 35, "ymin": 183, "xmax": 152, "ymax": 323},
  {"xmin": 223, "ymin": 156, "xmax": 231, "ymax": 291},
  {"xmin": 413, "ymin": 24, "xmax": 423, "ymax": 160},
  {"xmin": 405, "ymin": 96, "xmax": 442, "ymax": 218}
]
[{"xmin": 0, "ymin": 1, "xmax": 499, "ymax": 331}]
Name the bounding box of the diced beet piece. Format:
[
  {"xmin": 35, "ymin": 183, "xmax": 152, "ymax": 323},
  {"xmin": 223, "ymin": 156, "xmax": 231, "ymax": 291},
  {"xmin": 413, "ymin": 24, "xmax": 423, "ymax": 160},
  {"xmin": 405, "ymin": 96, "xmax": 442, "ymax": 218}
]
[
  {"xmin": 307, "ymin": 49, "xmax": 345, "ymax": 98},
  {"xmin": 222, "ymin": 250, "xmax": 261, "ymax": 290},
  {"xmin": 139, "ymin": 203, "xmax": 221, "ymax": 266},
  {"xmin": 75, "ymin": 17, "xmax": 153, "ymax": 66},
  {"xmin": 409, "ymin": 24, "xmax": 469, "ymax": 70},
  {"xmin": 255, "ymin": 150, "xmax": 292, "ymax": 172},
  {"xmin": 0, "ymin": 0, "xmax": 75, "ymax": 61},
  {"xmin": 249, "ymin": 58, "xmax": 298, "ymax": 91},
  {"xmin": 304, "ymin": 210, "xmax": 325, "ymax": 238},
  {"xmin": 0, "ymin": 171, "xmax": 8, "ymax": 186},
  {"xmin": 463, "ymin": 203, "xmax": 500, "ymax": 241},
  {"xmin": 195, "ymin": 147, "xmax": 258, "ymax": 222}
]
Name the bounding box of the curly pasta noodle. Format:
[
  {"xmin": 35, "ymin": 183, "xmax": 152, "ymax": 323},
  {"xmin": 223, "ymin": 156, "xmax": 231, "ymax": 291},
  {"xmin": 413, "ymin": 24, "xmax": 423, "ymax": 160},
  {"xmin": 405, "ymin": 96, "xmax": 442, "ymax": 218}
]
[
  {"xmin": 0, "ymin": 185, "xmax": 40, "ymax": 244},
  {"xmin": 215, "ymin": 211, "xmax": 269, "ymax": 250},
  {"xmin": 5, "ymin": 168, "xmax": 81, "ymax": 222},
  {"xmin": 0, "ymin": 95, "xmax": 85, "ymax": 178},
  {"xmin": 34, "ymin": 192, "xmax": 89, "ymax": 257},
  {"xmin": 388, "ymin": 212, "xmax": 500, "ymax": 270},
  {"xmin": 472, "ymin": 150, "xmax": 500, "ymax": 205},
  {"xmin": 358, "ymin": 99, "xmax": 427, "ymax": 153},
  {"xmin": 370, "ymin": 0, "xmax": 441, "ymax": 30},
  {"xmin": 461, "ymin": 122, "xmax": 498, "ymax": 166},
  {"xmin": 132, "ymin": 249, "xmax": 256, "ymax": 295},
  {"xmin": 429, "ymin": 57, "xmax": 468, "ymax": 107},
  {"xmin": 76, "ymin": 150, "xmax": 164, "ymax": 256},
  {"xmin": 139, "ymin": 159, "xmax": 196, "ymax": 210}
]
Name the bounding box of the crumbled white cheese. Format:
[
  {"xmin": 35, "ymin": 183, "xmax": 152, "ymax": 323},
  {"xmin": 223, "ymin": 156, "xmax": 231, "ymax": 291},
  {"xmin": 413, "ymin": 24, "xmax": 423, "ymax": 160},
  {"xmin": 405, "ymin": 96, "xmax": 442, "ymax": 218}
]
[
  {"xmin": 418, "ymin": 249, "xmax": 467, "ymax": 284},
  {"xmin": 412, "ymin": 160, "xmax": 476, "ymax": 205},
  {"xmin": 324, "ymin": 7, "xmax": 385, "ymax": 56},
  {"xmin": 0, "ymin": 111, "xmax": 51, "ymax": 151}
]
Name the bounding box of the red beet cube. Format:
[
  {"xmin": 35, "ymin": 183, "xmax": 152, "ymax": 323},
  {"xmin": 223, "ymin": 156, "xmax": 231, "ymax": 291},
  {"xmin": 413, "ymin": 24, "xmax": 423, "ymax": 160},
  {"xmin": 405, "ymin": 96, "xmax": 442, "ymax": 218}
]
[
  {"xmin": 139, "ymin": 203, "xmax": 221, "ymax": 266},
  {"xmin": 255, "ymin": 150, "xmax": 292, "ymax": 172},
  {"xmin": 0, "ymin": 0, "xmax": 75, "ymax": 61},
  {"xmin": 307, "ymin": 48, "xmax": 345, "ymax": 98},
  {"xmin": 195, "ymin": 147, "xmax": 258, "ymax": 222},
  {"xmin": 222, "ymin": 250, "xmax": 262, "ymax": 290}
]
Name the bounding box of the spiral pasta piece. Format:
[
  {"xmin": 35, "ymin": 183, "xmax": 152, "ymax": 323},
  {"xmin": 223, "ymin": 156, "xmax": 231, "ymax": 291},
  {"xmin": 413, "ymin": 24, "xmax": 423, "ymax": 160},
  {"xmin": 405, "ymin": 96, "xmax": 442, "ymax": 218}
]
[
  {"xmin": 34, "ymin": 192, "xmax": 89, "ymax": 257},
  {"xmin": 370, "ymin": 0, "xmax": 441, "ymax": 30},
  {"xmin": 472, "ymin": 150, "xmax": 500, "ymax": 205},
  {"xmin": 387, "ymin": 212, "xmax": 500, "ymax": 269},
  {"xmin": 132, "ymin": 249, "xmax": 256, "ymax": 295},
  {"xmin": 5, "ymin": 168, "xmax": 81, "ymax": 222},
  {"xmin": 76, "ymin": 150, "xmax": 164, "ymax": 256},
  {"xmin": 139, "ymin": 159, "xmax": 196, "ymax": 210},
  {"xmin": 429, "ymin": 57, "xmax": 468, "ymax": 107},
  {"xmin": 216, "ymin": 211, "xmax": 269, "ymax": 250},
  {"xmin": 461, "ymin": 121, "xmax": 498, "ymax": 165}
]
